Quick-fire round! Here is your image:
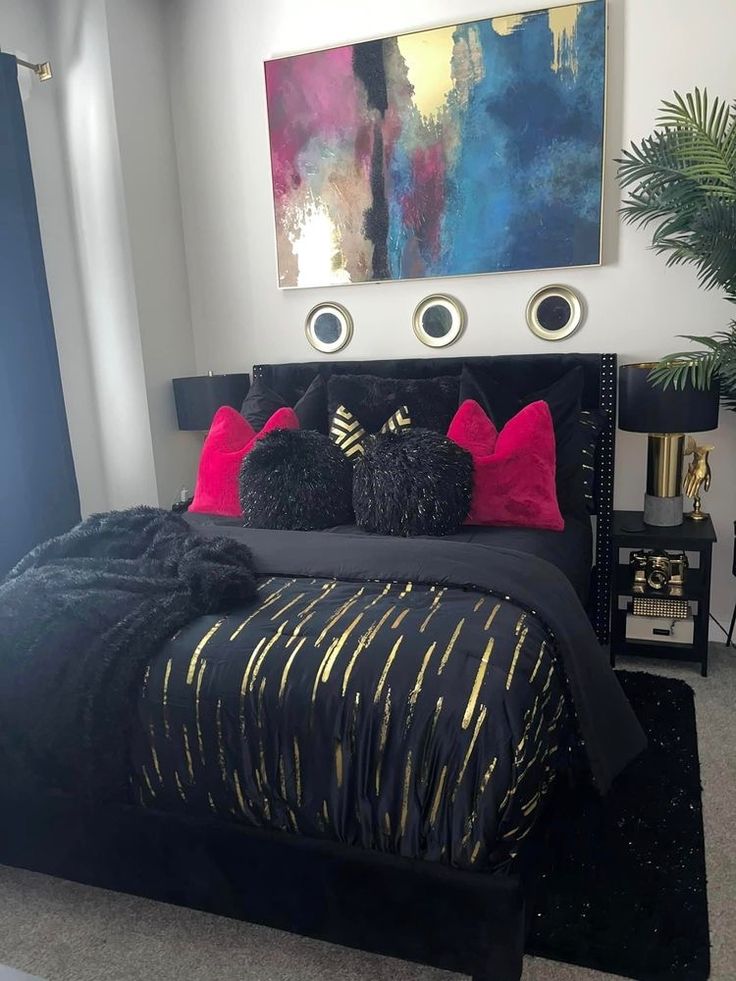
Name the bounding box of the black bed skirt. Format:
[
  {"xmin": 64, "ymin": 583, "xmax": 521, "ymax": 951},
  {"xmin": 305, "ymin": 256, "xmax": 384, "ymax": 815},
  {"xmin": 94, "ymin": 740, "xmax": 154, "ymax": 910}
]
[{"xmin": 0, "ymin": 792, "xmax": 529, "ymax": 981}]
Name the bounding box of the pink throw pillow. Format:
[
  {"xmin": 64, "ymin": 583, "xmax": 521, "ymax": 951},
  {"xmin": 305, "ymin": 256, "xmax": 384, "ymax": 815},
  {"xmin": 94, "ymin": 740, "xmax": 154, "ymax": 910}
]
[
  {"xmin": 447, "ymin": 399, "xmax": 564, "ymax": 531},
  {"xmin": 189, "ymin": 405, "xmax": 299, "ymax": 517}
]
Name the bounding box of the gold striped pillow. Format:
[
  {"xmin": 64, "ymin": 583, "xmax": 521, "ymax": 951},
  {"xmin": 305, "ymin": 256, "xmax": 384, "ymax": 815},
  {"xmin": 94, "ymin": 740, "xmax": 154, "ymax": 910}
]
[
  {"xmin": 330, "ymin": 405, "xmax": 411, "ymax": 460},
  {"xmin": 380, "ymin": 406, "xmax": 411, "ymax": 434},
  {"xmin": 330, "ymin": 405, "xmax": 367, "ymax": 459}
]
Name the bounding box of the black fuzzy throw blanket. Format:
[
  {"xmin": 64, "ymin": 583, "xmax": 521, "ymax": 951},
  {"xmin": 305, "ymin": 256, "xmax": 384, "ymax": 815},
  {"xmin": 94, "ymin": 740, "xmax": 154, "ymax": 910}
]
[{"xmin": 0, "ymin": 508, "xmax": 257, "ymax": 802}]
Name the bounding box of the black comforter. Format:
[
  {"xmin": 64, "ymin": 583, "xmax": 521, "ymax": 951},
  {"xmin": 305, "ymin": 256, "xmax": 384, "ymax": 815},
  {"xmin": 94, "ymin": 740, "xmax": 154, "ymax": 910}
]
[
  {"xmin": 184, "ymin": 520, "xmax": 644, "ymax": 792},
  {"xmin": 126, "ymin": 517, "xmax": 645, "ymax": 871},
  {"xmin": 0, "ymin": 509, "xmax": 644, "ymax": 874}
]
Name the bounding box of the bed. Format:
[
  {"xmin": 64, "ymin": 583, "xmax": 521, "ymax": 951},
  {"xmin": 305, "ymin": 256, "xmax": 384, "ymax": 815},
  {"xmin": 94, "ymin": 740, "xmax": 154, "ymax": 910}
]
[{"xmin": 0, "ymin": 352, "xmax": 641, "ymax": 981}]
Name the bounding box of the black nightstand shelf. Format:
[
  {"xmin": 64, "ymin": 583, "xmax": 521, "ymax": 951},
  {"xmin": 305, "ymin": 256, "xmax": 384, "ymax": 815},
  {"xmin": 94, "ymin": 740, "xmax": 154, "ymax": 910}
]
[{"xmin": 610, "ymin": 510, "xmax": 716, "ymax": 676}]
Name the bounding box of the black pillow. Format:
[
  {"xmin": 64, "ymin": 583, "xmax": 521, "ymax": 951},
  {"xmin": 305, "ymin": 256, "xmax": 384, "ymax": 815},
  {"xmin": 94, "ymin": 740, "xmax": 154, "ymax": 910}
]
[
  {"xmin": 239, "ymin": 429, "xmax": 353, "ymax": 530},
  {"xmin": 459, "ymin": 365, "xmax": 586, "ymax": 516},
  {"xmin": 353, "ymin": 429, "xmax": 472, "ymax": 537},
  {"xmin": 579, "ymin": 409, "xmax": 607, "ymax": 514},
  {"xmin": 327, "ymin": 373, "xmax": 460, "ymax": 435},
  {"xmin": 241, "ymin": 375, "xmax": 327, "ymax": 432}
]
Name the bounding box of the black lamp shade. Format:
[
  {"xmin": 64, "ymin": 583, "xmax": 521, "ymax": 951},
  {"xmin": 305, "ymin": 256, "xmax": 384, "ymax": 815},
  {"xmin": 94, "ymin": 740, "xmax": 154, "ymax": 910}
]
[
  {"xmin": 173, "ymin": 374, "xmax": 250, "ymax": 431},
  {"xmin": 618, "ymin": 363, "xmax": 719, "ymax": 434}
]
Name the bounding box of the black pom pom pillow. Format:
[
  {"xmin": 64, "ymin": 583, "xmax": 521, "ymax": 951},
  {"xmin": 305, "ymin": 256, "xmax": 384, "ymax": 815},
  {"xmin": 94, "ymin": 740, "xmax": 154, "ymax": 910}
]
[
  {"xmin": 353, "ymin": 429, "xmax": 473, "ymax": 537},
  {"xmin": 239, "ymin": 429, "xmax": 353, "ymax": 530}
]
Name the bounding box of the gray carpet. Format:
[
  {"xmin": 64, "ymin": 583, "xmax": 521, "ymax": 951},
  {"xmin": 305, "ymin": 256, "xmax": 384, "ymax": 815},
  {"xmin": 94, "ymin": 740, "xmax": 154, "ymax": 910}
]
[{"xmin": 0, "ymin": 646, "xmax": 733, "ymax": 981}]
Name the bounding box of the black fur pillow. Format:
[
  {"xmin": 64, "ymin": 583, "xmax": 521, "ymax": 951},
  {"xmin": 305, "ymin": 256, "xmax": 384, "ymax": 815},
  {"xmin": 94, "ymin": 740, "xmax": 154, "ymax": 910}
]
[
  {"xmin": 239, "ymin": 429, "xmax": 353, "ymax": 530},
  {"xmin": 241, "ymin": 375, "xmax": 327, "ymax": 433},
  {"xmin": 353, "ymin": 429, "xmax": 473, "ymax": 537},
  {"xmin": 327, "ymin": 373, "xmax": 460, "ymax": 434}
]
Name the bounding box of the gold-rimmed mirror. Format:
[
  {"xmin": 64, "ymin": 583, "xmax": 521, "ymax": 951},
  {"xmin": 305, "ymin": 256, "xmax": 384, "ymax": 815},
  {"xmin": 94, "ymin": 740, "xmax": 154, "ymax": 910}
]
[
  {"xmin": 412, "ymin": 293, "xmax": 466, "ymax": 348},
  {"xmin": 526, "ymin": 285, "xmax": 584, "ymax": 341},
  {"xmin": 305, "ymin": 302, "xmax": 354, "ymax": 354}
]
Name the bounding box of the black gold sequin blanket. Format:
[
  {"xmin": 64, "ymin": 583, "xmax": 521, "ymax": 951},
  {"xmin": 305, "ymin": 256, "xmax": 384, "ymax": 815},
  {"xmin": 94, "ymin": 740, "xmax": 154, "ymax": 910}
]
[
  {"xmin": 127, "ymin": 520, "xmax": 645, "ymax": 871},
  {"xmin": 0, "ymin": 508, "xmax": 257, "ymax": 801}
]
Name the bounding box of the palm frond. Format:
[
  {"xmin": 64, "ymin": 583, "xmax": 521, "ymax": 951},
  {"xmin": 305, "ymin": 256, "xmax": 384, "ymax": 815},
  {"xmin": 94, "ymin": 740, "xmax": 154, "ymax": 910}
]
[
  {"xmin": 617, "ymin": 88, "xmax": 736, "ymax": 305},
  {"xmin": 648, "ymin": 352, "xmax": 719, "ymax": 391},
  {"xmin": 648, "ymin": 323, "xmax": 736, "ymax": 408},
  {"xmin": 657, "ymin": 90, "xmax": 736, "ymax": 174}
]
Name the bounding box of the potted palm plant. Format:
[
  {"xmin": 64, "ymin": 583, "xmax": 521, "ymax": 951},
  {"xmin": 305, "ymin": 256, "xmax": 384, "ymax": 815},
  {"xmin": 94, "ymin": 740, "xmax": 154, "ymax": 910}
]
[{"xmin": 617, "ymin": 89, "xmax": 736, "ymax": 407}]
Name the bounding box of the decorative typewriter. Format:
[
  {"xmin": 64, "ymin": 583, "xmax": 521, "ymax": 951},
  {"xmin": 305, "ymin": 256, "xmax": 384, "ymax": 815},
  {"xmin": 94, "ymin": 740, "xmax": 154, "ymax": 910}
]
[{"xmin": 629, "ymin": 549, "xmax": 688, "ymax": 595}]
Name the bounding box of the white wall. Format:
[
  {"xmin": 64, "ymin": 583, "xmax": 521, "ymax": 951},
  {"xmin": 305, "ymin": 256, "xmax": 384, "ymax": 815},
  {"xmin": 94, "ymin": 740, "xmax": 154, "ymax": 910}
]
[
  {"xmin": 106, "ymin": 0, "xmax": 201, "ymax": 506},
  {"xmin": 166, "ymin": 0, "xmax": 736, "ymax": 632},
  {"xmin": 43, "ymin": 0, "xmax": 200, "ymax": 509},
  {"xmin": 46, "ymin": 0, "xmax": 160, "ymax": 509}
]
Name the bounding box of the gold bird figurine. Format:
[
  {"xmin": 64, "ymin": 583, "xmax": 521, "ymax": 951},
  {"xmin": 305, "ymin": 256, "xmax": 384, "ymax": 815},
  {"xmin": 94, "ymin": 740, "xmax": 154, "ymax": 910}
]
[{"xmin": 682, "ymin": 437, "xmax": 714, "ymax": 521}]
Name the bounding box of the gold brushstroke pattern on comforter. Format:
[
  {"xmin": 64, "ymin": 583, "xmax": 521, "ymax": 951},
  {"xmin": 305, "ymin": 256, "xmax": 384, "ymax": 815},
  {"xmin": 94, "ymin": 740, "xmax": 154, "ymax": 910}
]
[{"xmin": 131, "ymin": 575, "xmax": 570, "ymax": 871}]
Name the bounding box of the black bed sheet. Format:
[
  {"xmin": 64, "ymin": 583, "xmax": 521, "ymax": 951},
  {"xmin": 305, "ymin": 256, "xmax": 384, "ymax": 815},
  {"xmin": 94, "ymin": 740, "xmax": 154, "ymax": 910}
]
[
  {"xmin": 192, "ymin": 514, "xmax": 593, "ymax": 605},
  {"xmin": 328, "ymin": 518, "xmax": 593, "ymax": 605}
]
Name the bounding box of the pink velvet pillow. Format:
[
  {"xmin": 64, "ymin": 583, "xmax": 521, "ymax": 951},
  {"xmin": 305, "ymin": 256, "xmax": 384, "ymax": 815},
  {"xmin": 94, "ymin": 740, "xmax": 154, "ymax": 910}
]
[
  {"xmin": 447, "ymin": 399, "xmax": 564, "ymax": 531},
  {"xmin": 189, "ymin": 405, "xmax": 299, "ymax": 516}
]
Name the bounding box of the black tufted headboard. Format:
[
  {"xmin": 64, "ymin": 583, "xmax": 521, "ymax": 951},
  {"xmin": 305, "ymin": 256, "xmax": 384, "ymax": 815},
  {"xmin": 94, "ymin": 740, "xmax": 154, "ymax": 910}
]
[{"xmin": 253, "ymin": 353, "xmax": 616, "ymax": 644}]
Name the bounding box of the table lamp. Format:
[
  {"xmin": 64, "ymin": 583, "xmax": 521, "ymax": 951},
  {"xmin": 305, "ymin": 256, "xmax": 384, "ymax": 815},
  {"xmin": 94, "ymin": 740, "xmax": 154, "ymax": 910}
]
[
  {"xmin": 172, "ymin": 372, "xmax": 250, "ymax": 431},
  {"xmin": 618, "ymin": 362, "xmax": 719, "ymax": 526}
]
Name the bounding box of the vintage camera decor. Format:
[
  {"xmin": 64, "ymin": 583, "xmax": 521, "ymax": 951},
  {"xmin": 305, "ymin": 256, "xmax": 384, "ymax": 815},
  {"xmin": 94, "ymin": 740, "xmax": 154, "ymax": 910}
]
[{"xmin": 630, "ymin": 549, "xmax": 688, "ymax": 594}]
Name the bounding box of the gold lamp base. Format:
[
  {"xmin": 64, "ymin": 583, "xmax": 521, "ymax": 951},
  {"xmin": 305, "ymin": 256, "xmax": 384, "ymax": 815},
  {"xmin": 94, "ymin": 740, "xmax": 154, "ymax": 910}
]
[
  {"xmin": 643, "ymin": 433, "xmax": 685, "ymax": 527},
  {"xmin": 647, "ymin": 433, "xmax": 685, "ymax": 496}
]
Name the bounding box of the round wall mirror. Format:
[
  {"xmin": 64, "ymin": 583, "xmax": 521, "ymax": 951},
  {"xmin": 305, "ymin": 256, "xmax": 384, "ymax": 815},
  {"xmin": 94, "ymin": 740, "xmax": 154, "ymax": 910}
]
[
  {"xmin": 305, "ymin": 302, "xmax": 354, "ymax": 353},
  {"xmin": 412, "ymin": 293, "xmax": 466, "ymax": 348},
  {"xmin": 526, "ymin": 285, "xmax": 584, "ymax": 341}
]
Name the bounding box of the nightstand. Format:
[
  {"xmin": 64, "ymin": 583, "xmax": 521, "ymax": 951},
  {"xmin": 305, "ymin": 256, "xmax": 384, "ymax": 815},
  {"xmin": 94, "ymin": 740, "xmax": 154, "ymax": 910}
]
[{"xmin": 610, "ymin": 510, "xmax": 716, "ymax": 676}]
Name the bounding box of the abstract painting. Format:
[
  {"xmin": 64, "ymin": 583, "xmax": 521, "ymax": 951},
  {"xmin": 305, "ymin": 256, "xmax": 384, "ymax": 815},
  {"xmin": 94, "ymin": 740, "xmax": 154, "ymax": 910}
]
[{"xmin": 264, "ymin": 1, "xmax": 605, "ymax": 288}]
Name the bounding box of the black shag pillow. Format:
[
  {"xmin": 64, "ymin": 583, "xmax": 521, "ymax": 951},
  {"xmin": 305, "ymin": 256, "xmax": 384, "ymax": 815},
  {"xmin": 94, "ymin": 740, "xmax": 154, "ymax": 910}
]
[
  {"xmin": 353, "ymin": 429, "xmax": 473, "ymax": 537},
  {"xmin": 239, "ymin": 429, "xmax": 353, "ymax": 530}
]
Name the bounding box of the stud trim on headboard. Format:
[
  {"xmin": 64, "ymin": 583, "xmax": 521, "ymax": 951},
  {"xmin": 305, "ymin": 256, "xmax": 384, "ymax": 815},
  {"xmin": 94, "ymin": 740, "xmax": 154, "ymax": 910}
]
[{"xmin": 594, "ymin": 353, "xmax": 616, "ymax": 645}]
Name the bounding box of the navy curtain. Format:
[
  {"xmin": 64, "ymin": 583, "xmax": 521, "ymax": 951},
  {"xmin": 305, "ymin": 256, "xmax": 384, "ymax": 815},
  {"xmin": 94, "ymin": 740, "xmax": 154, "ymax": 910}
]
[{"xmin": 0, "ymin": 53, "xmax": 80, "ymax": 574}]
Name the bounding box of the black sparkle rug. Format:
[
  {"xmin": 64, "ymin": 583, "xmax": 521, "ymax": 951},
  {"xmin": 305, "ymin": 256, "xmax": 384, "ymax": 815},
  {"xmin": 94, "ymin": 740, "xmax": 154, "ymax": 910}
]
[{"xmin": 527, "ymin": 670, "xmax": 709, "ymax": 981}]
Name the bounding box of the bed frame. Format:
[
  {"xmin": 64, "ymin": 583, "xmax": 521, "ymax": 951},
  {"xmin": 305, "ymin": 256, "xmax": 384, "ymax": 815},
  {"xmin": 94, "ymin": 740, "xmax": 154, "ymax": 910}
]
[
  {"xmin": 0, "ymin": 353, "xmax": 616, "ymax": 981},
  {"xmin": 254, "ymin": 352, "xmax": 617, "ymax": 645}
]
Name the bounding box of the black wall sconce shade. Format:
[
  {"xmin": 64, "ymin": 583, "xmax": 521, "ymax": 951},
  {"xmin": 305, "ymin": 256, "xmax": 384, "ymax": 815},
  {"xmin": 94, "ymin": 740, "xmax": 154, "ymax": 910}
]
[{"xmin": 173, "ymin": 373, "xmax": 250, "ymax": 431}]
